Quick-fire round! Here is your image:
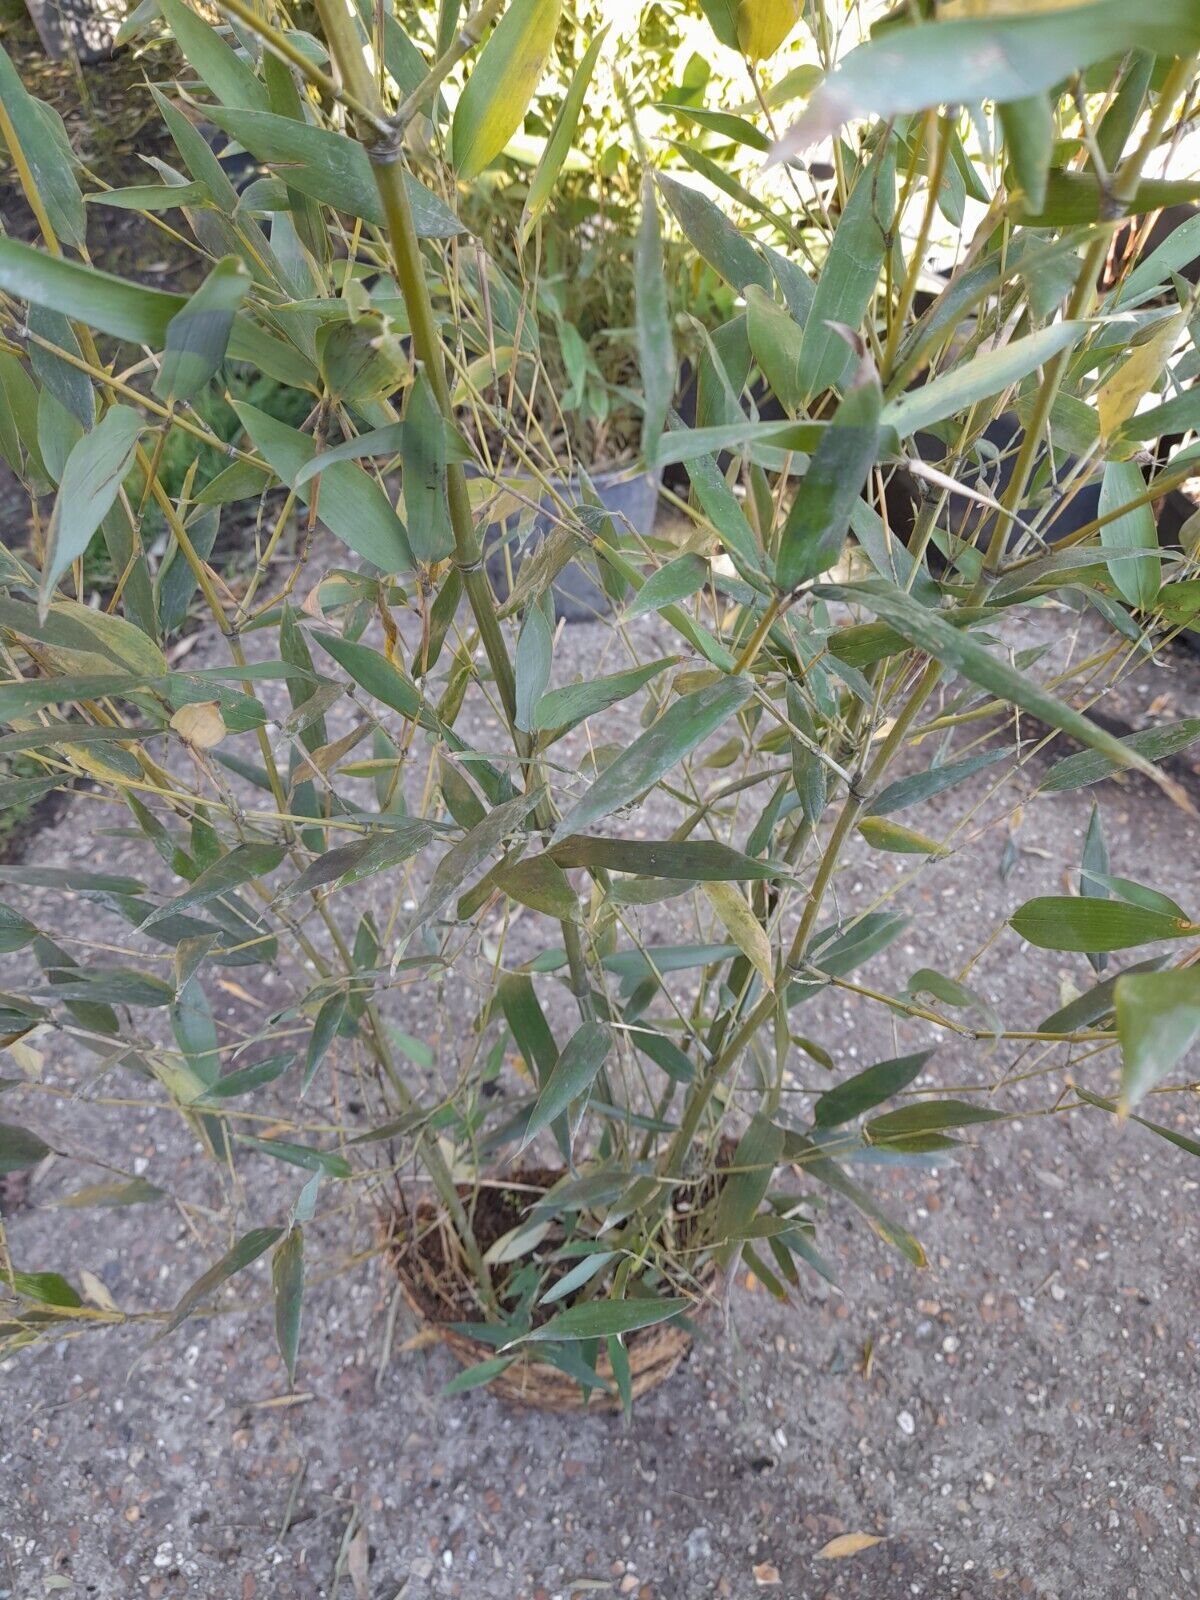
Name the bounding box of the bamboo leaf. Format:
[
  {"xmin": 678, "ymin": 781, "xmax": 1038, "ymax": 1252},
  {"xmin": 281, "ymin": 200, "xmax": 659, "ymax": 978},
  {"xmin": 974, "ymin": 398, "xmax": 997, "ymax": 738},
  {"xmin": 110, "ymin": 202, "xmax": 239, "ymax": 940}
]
[
  {"xmin": 1098, "ymin": 460, "xmax": 1160, "ymax": 611},
  {"xmin": 657, "ymin": 173, "xmax": 773, "ymax": 295},
  {"xmin": 154, "ymin": 256, "xmax": 250, "ymax": 403},
  {"xmin": 401, "ymin": 371, "xmax": 454, "ymax": 562},
  {"xmin": 272, "ymin": 1226, "xmax": 304, "ymax": 1385},
  {"xmin": 1010, "ymin": 896, "xmax": 1197, "ymax": 952},
  {"xmin": 773, "ymin": 0, "xmax": 1200, "ymax": 153},
  {"xmin": 799, "ymin": 143, "xmax": 894, "ymax": 399},
  {"xmin": 234, "ymin": 402, "xmax": 414, "ymax": 575},
  {"xmin": 625, "ymin": 554, "xmax": 708, "ymax": 619},
  {"xmin": 520, "ymin": 1020, "xmax": 612, "ymax": 1149},
  {"xmin": 533, "ymin": 656, "xmax": 678, "ymax": 732},
  {"xmin": 998, "ymin": 94, "xmax": 1053, "ymax": 214},
  {"xmin": 0, "ymin": 1120, "xmax": 51, "ymax": 1174},
  {"xmin": 549, "ymin": 836, "xmax": 784, "ymax": 881},
  {"xmin": 1040, "ymin": 718, "xmax": 1200, "ymax": 793},
  {"xmin": 816, "ymin": 578, "xmax": 1162, "ymax": 784},
  {"xmin": 453, "ymin": 0, "xmax": 563, "ymax": 181},
  {"xmin": 778, "ymin": 346, "xmax": 881, "ymax": 590},
  {"xmin": 551, "ymin": 676, "xmax": 753, "ymax": 841},
  {"xmin": 636, "ymin": 174, "xmax": 673, "ymax": 464},
  {"xmin": 158, "ymin": 0, "xmax": 271, "ymax": 112},
  {"xmin": 39, "ymin": 406, "xmax": 143, "ymax": 621},
  {"xmin": 520, "ymin": 29, "xmax": 607, "ymax": 243},
  {"xmin": 517, "ymin": 1293, "xmax": 688, "ymax": 1343},
  {"xmin": 881, "ymin": 323, "xmax": 1086, "ymax": 439},
  {"xmin": 203, "ymin": 107, "xmax": 465, "ymax": 236},
  {"xmin": 0, "ymin": 43, "xmax": 86, "ymax": 250},
  {"xmin": 1116, "ymin": 965, "xmax": 1200, "ymax": 1110},
  {"xmin": 701, "ymin": 881, "xmax": 774, "ymax": 989},
  {"xmin": 813, "ymin": 1049, "xmax": 934, "ymax": 1128},
  {"xmin": 158, "ymin": 1226, "xmax": 282, "ymax": 1339}
]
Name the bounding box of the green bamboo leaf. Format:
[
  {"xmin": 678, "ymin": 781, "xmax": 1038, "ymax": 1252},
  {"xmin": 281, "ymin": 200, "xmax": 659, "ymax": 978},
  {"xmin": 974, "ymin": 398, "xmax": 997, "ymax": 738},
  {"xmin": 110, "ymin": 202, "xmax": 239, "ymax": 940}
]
[
  {"xmin": 0, "ymin": 239, "xmax": 314, "ymax": 389},
  {"xmin": 867, "ymin": 748, "xmax": 1006, "ymax": 815},
  {"xmin": 799, "ymin": 143, "xmax": 894, "ymax": 399},
  {"xmin": 549, "ymin": 836, "xmax": 783, "ymax": 881},
  {"xmin": 514, "ymin": 601, "xmax": 553, "ymax": 734},
  {"xmin": 415, "ymin": 790, "xmax": 543, "ymax": 930},
  {"xmin": 142, "ymin": 842, "xmax": 286, "ymax": 928},
  {"xmin": 203, "ymin": 107, "xmax": 465, "ymax": 236},
  {"xmin": 520, "ymin": 28, "xmax": 607, "ymax": 242},
  {"xmin": 777, "ymin": 348, "xmax": 881, "ymax": 591},
  {"xmin": 656, "ymin": 173, "xmax": 773, "ymax": 295},
  {"xmin": 194, "ymin": 1053, "xmax": 293, "ymax": 1103},
  {"xmin": 303, "ymin": 992, "xmax": 347, "ymax": 1095},
  {"xmin": 636, "ymin": 174, "xmax": 673, "ymax": 464},
  {"xmin": 272, "ymin": 1226, "xmax": 304, "ymax": 1385},
  {"xmin": 86, "ymin": 180, "xmax": 212, "ymax": 211},
  {"xmin": 281, "ymin": 819, "xmax": 437, "ymax": 901},
  {"xmin": 402, "ymin": 370, "xmax": 454, "ymax": 562},
  {"xmin": 492, "ymin": 853, "xmax": 580, "ymax": 921},
  {"xmin": 745, "ymin": 285, "xmax": 805, "ymax": 413},
  {"xmin": 234, "ymin": 401, "xmax": 414, "ymax": 575},
  {"xmin": 497, "ymin": 971, "xmax": 559, "ymax": 1086},
  {"xmin": 656, "ymin": 102, "xmax": 770, "ymax": 154},
  {"xmin": 158, "ymin": 0, "xmax": 270, "ymax": 111},
  {"xmin": 1115, "ymin": 210, "xmax": 1200, "ymax": 306},
  {"xmin": 0, "ymin": 43, "xmax": 86, "ymax": 249},
  {"xmin": 856, "ymin": 816, "xmax": 948, "ymax": 856},
  {"xmin": 881, "ymin": 322, "xmax": 1086, "ymax": 439},
  {"xmin": 453, "ymin": 0, "xmax": 563, "ymax": 180},
  {"xmin": 998, "ymin": 93, "xmax": 1053, "ymax": 214},
  {"xmin": 712, "ymin": 1114, "xmax": 783, "ymax": 1256},
  {"xmin": 533, "ymin": 656, "xmax": 677, "ymax": 732},
  {"xmin": 39, "ymin": 405, "xmax": 143, "ymax": 621},
  {"xmin": 1015, "ymin": 171, "xmax": 1200, "ymax": 227},
  {"xmin": 1076, "ymin": 1085, "xmax": 1200, "ymax": 1160},
  {"xmin": 551, "ymin": 676, "xmax": 753, "ymax": 841},
  {"xmin": 816, "ymin": 578, "xmax": 1162, "ymax": 783},
  {"xmin": 1117, "ymin": 967, "xmax": 1200, "ymax": 1111},
  {"xmin": 625, "ymin": 554, "xmax": 708, "ymax": 619},
  {"xmin": 154, "ymin": 256, "xmax": 250, "ymax": 403},
  {"xmin": 0, "ymin": 1120, "xmax": 51, "ymax": 1174},
  {"xmin": 1040, "ymin": 718, "xmax": 1200, "ymax": 793},
  {"xmin": 866, "ymin": 1100, "xmax": 1005, "ymax": 1141},
  {"xmin": 237, "ymin": 1135, "xmax": 351, "ymax": 1177},
  {"xmin": 1010, "ymin": 896, "xmax": 1197, "ymax": 953},
  {"xmin": 442, "ymin": 1354, "xmax": 517, "ymax": 1393},
  {"xmin": 774, "ymin": 0, "xmax": 1200, "ymax": 153},
  {"xmin": 157, "ymin": 1226, "xmax": 282, "ymax": 1340},
  {"xmin": 520, "ymin": 1019, "xmax": 612, "ymax": 1150},
  {"xmin": 813, "ymin": 1049, "xmax": 934, "ymax": 1128},
  {"xmin": 1098, "ymin": 460, "xmax": 1160, "ymax": 611},
  {"xmin": 539, "ymin": 1249, "xmax": 617, "ymax": 1305},
  {"xmin": 517, "ymin": 1293, "xmax": 688, "ymax": 1343}
]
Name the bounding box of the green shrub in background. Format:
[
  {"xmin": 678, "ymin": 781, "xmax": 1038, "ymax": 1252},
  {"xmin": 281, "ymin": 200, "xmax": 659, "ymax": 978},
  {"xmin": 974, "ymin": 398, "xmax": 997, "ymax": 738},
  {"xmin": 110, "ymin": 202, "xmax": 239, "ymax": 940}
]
[{"xmin": 2, "ymin": 0, "xmax": 1200, "ymax": 1401}]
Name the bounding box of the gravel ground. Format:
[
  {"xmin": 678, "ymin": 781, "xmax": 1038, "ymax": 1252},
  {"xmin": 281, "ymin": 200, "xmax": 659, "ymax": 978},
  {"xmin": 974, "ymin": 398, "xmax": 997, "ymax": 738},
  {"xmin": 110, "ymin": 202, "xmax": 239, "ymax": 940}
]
[{"xmin": 3, "ymin": 572, "xmax": 1200, "ymax": 1600}]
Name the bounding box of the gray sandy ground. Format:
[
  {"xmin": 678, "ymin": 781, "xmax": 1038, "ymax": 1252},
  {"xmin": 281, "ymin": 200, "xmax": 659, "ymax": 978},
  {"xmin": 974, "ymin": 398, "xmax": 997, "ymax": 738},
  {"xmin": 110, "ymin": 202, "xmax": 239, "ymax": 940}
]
[{"xmin": 3, "ymin": 580, "xmax": 1200, "ymax": 1600}]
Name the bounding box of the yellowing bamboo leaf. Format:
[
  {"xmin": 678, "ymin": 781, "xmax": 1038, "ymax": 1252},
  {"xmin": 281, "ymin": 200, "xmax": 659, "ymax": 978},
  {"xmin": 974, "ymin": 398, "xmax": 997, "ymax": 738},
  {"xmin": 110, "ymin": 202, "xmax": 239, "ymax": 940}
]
[
  {"xmin": 815, "ymin": 1532, "xmax": 887, "ymax": 1560},
  {"xmin": 1097, "ymin": 310, "xmax": 1186, "ymax": 438},
  {"xmin": 170, "ymin": 702, "xmax": 227, "ymax": 749},
  {"xmin": 738, "ymin": 0, "xmax": 801, "ymax": 60},
  {"xmin": 702, "ymin": 880, "xmax": 774, "ymax": 989},
  {"xmin": 453, "ymin": 0, "xmax": 563, "ymax": 181}
]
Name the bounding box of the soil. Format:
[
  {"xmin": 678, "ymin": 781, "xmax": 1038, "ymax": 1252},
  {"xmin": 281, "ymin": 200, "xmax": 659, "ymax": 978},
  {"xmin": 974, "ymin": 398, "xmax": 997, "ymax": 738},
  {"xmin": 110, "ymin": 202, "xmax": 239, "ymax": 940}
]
[{"xmin": 2, "ymin": 582, "xmax": 1200, "ymax": 1599}]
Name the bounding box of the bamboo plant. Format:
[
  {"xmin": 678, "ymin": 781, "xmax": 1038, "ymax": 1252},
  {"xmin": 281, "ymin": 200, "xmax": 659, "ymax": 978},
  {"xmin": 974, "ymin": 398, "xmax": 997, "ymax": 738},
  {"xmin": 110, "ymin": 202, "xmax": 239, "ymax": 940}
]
[{"xmin": 2, "ymin": 0, "xmax": 1200, "ymax": 1403}]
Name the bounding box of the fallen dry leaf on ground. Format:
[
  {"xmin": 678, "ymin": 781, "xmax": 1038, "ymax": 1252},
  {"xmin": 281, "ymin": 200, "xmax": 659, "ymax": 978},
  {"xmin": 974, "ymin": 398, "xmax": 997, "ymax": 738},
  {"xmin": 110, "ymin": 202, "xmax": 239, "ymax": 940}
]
[{"xmin": 815, "ymin": 1531, "xmax": 887, "ymax": 1560}]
